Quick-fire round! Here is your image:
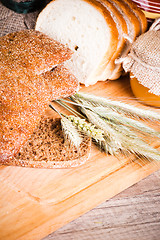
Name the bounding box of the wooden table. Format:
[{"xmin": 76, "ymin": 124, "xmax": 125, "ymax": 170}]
[
  {"xmin": 43, "ymin": 168, "xmax": 160, "ymax": 240},
  {"xmin": 1, "ymin": 76, "xmax": 160, "ymax": 240},
  {"xmin": 1, "ymin": 3, "xmax": 160, "ymax": 240}
]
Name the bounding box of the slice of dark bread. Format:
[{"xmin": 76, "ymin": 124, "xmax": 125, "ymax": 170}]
[{"xmin": 2, "ymin": 117, "xmax": 91, "ymax": 168}]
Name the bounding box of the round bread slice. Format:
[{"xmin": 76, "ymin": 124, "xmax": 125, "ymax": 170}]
[
  {"xmin": 35, "ymin": 0, "xmax": 119, "ymax": 86},
  {"xmin": 2, "ymin": 117, "xmax": 91, "ymax": 168}
]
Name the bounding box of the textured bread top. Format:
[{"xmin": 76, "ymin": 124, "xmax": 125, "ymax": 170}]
[
  {"xmin": 5, "ymin": 117, "xmax": 91, "ymax": 168},
  {"xmin": 0, "ymin": 29, "xmax": 73, "ymax": 75},
  {"xmin": 41, "ymin": 64, "xmax": 79, "ymax": 100}
]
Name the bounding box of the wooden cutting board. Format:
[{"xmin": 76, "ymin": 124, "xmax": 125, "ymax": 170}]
[{"xmin": 0, "ymin": 75, "xmax": 160, "ymax": 240}]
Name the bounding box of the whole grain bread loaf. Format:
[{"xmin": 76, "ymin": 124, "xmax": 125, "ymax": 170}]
[
  {"xmin": 3, "ymin": 117, "xmax": 91, "ymax": 168},
  {"xmin": 0, "ymin": 30, "xmax": 79, "ymax": 164}
]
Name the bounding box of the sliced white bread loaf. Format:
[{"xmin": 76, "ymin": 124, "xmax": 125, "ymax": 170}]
[
  {"xmin": 35, "ymin": 0, "xmax": 119, "ymax": 86},
  {"xmin": 36, "ymin": 0, "xmax": 147, "ymax": 84}
]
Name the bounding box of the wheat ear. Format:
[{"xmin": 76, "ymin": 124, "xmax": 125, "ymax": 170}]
[
  {"xmin": 61, "ymin": 116, "xmax": 82, "ymax": 148},
  {"xmin": 107, "ymin": 120, "xmax": 160, "ymax": 161},
  {"xmin": 67, "ymin": 115, "xmax": 105, "ymax": 142},
  {"xmin": 82, "ymin": 108, "xmax": 122, "ymax": 150},
  {"xmin": 49, "ymin": 103, "xmax": 82, "ymax": 149},
  {"xmin": 74, "ymin": 92, "xmax": 160, "ymax": 121},
  {"xmin": 93, "ymin": 107, "xmax": 160, "ymax": 139}
]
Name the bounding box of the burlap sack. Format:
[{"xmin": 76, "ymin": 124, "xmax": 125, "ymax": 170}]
[
  {"xmin": 0, "ymin": 1, "xmax": 40, "ymax": 37},
  {"xmin": 122, "ymin": 18, "xmax": 160, "ymax": 96}
]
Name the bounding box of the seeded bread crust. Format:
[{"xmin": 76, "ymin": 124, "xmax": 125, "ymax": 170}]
[
  {"xmin": 0, "ymin": 70, "xmax": 50, "ymax": 162},
  {"xmin": 2, "ymin": 118, "xmax": 91, "ymax": 168},
  {"xmin": 0, "ymin": 29, "xmax": 73, "ymax": 75},
  {"xmin": 42, "ymin": 64, "xmax": 79, "ymax": 100}
]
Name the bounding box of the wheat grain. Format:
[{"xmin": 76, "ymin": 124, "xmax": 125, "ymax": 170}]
[{"xmin": 67, "ymin": 115, "xmax": 104, "ymax": 141}]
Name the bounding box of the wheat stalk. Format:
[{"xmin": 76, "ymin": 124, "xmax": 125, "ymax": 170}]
[
  {"xmin": 73, "ymin": 92, "xmax": 160, "ymax": 121},
  {"xmin": 52, "ymin": 93, "xmax": 160, "ymax": 162},
  {"xmin": 92, "ymin": 107, "xmax": 160, "ymax": 138},
  {"xmin": 49, "ymin": 103, "xmax": 82, "ymax": 148},
  {"xmin": 82, "ymin": 108, "xmax": 123, "ymax": 150},
  {"xmin": 106, "ymin": 120, "xmax": 160, "ymax": 161}
]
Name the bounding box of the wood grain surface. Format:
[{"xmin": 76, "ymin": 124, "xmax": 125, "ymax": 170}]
[
  {"xmin": 1, "ymin": 3, "xmax": 160, "ymax": 240},
  {"xmin": 0, "ymin": 76, "xmax": 160, "ymax": 240},
  {"xmin": 43, "ymin": 169, "xmax": 160, "ymax": 240}
]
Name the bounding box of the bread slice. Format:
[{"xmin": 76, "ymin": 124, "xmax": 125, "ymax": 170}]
[
  {"xmin": 106, "ymin": 0, "xmax": 143, "ymax": 80},
  {"xmin": 2, "ymin": 117, "xmax": 91, "ymax": 168},
  {"xmin": 0, "ymin": 29, "xmax": 73, "ymax": 75},
  {"xmin": 122, "ymin": 0, "xmax": 147, "ymax": 34},
  {"xmin": 35, "ymin": 0, "xmax": 119, "ymax": 86},
  {"xmin": 96, "ymin": 0, "xmax": 128, "ymax": 80},
  {"xmin": 111, "ymin": 0, "xmax": 141, "ymax": 39},
  {"xmin": 0, "ymin": 29, "xmax": 79, "ymax": 164}
]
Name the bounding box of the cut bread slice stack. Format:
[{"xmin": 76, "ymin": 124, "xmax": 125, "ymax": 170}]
[
  {"xmin": 122, "ymin": 0, "xmax": 147, "ymax": 34},
  {"xmin": 95, "ymin": 0, "xmax": 128, "ymax": 81},
  {"xmin": 7, "ymin": 117, "xmax": 91, "ymax": 168},
  {"xmin": 106, "ymin": 0, "xmax": 147, "ymax": 79},
  {"xmin": 35, "ymin": 0, "xmax": 147, "ymax": 85}
]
